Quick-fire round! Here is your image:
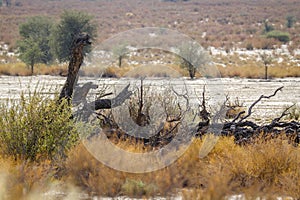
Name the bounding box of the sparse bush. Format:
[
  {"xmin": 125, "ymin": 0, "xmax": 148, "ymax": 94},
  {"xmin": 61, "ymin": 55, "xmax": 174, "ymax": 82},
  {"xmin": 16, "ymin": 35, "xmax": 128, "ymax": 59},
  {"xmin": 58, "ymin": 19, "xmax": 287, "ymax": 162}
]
[
  {"xmin": 0, "ymin": 63, "xmax": 67, "ymax": 76},
  {"xmin": 260, "ymin": 38, "xmax": 278, "ymax": 49},
  {"xmin": 246, "ymin": 43, "xmax": 254, "ymax": 50},
  {"xmin": 225, "ymin": 97, "xmax": 245, "ymax": 119},
  {"xmin": 121, "ymin": 179, "xmax": 158, "ymax": 197},
  {"xmin": 286, "ymin": 15, "xmax": 296, "ymax": 28},
  {"xmin": 263, "ymin": 20, "xmax": 274, "ymax": 33},
  {"xmin": 177, "ymin": 41, "xmax": 210, "ymax": 79},
  {"xmin": 65, "ymin": 135, "xmax": 300, "ymax": 198},
  {"xmin": 260, "ymin": 53, "xmax": 273, "ymax": 80},
  {"xmin": 285, "ymin": 104, "xmax": 300, "ymax": 121},
  {"xmin": 15, "ymin": 1, "xmax": 22, "ymax": 6},
  {"xmin": 0, "ymin": 89, "xmax": 78, "ymax": 161},
  {"xmin": 266, "ymin": 30, "xmax": 290, "ymax": 43}
]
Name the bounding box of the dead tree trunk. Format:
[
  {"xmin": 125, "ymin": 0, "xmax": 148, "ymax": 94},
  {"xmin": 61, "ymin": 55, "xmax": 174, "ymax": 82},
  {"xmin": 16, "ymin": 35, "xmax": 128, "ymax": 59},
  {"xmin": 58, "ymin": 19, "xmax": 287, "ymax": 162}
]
[
  {"xmin": 59, "ymin": 34, "xmax": 90, "ymax": 102},
  {"xmin": 59, "ymin": 33, "xmax": 132, "ymax": 111}
]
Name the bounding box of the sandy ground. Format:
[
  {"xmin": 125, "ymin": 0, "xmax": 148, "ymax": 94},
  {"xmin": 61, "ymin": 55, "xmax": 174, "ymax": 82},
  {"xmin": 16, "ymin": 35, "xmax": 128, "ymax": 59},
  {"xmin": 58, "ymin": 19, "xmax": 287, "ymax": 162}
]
[{"xmin": 0, "ymin": 75, "xmax": 299, "ymax": 123}]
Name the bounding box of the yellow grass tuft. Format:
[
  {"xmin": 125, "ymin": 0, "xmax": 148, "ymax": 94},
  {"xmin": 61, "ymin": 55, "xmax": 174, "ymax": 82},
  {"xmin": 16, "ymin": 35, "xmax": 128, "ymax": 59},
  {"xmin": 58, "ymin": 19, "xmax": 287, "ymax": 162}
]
[
  {"xmin": 64, "ymin": 135, "xmax": 300, "ymax": 198},
  {"xmin": 218, "ymin": 65, "xmax": 300, "ymax": 78},
  {"xmin": 0, "ymin": 63, "xmax": 67, "ymax": 76}
]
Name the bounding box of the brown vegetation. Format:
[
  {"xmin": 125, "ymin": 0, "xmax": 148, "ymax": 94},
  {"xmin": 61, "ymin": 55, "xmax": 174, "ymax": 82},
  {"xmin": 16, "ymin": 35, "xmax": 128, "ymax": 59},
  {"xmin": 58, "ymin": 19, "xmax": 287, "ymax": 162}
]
[
  {"xmin": 1, "ymin": 61, "xmax": 299, "ymax": 79},
  {"xmin": 63, "ymin": 136, "xmax": 300, "ymax": 198},
  {"xmin": 0, "ymin": 63, "xmax": 67, "ymax": 76},
  {"xmin": 0, "ymin": 135, "xmax": 299, "ymax": 199},
  {"xmin": 0, "ymin": 84, "xmax": 299, "ymax": 198},
  {"xmin": 1, "ymin": 0, "xmax": 300, "ymax": 51},
  {"xmin": 218, "ymin": 65, "xmax": 300, "ymax": 78}
]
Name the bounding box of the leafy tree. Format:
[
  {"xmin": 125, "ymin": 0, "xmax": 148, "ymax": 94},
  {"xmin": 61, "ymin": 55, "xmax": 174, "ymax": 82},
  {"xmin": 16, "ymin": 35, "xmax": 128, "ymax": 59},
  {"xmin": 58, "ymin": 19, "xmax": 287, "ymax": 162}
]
[
  {"xmin": 17, "ymin": 16, "xmax": 53, "ymax": 74},
  {"xmin": 51, "ymin": 10, "xmax": 97, "ymax": 62},
  {"xmin": 286, "ymin": 15, "xmax": 296, "ymax": 28},
  {"xmin": 178, "ymin": 42, "xmax": 210, "ymax": 79},
  {"xmin": 113, "ymin": 43, "xmax": 128, "ymax": 67},
  {"xmin": 260, "ymin": 53, "xmax": 273, "ymax": 80},
  {"xmin": 2, "ymin": 0, "xmax": 11, "ymax": 7},
  {"xmin": 18, "ymin": 39, "xmax": 43, "ymax": 74},
  {"xmin": 263, "ymin": 20, "xmax": 274, "ymax": 33}
]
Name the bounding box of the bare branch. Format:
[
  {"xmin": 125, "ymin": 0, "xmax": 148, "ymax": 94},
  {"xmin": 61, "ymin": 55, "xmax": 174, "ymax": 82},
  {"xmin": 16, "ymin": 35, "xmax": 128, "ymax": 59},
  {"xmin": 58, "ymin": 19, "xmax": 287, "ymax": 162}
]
[
  {"xmin": 238, "ymin": 86, "xmax": 284, "ymax": 123},
  {"xmin": 271, "ymin": 104, "xmax": 295, "ymax": 124}
]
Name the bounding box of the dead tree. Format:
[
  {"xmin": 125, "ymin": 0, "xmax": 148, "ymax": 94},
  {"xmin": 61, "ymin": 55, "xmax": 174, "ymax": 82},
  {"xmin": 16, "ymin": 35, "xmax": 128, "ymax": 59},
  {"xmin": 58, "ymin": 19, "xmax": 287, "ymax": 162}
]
[
  {"xmin": 196, "ymin": 86, "xmax": 300, "ymax": 145},
  {"xmin": 128, "ymin": 78, "xmax": 150, "ymax": 127}
]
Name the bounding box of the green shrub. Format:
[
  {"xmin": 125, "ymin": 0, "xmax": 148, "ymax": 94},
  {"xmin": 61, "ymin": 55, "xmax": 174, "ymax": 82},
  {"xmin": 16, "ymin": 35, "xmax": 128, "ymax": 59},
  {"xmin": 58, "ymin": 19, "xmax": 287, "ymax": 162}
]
[
  {"xmin": 0, "ymin": 90, "xmax": 78, "ymax": 161},
  {"xmin": 266, "ymin": 30, "xmax": 290, "ymax": 43},
  {"xmin": 263, "ymin": 21, "xmax": 274, "ymax": 33},
  {"xmin": 246, "ymin": 43, "xmax": 254, "ymax": 50},
  {"xmin": 121, "ymin": 179, "xmax": 158, "ymax": 197},
  {"xmin": 286, "ymin": 15, "xmax": 296, "ymax": 28}
]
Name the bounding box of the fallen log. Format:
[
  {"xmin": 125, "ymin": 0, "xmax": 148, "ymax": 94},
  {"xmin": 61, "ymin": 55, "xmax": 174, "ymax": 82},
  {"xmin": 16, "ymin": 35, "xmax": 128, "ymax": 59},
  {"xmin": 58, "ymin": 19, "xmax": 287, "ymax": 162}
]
[{"xmin": 197, "ymin": 86, "xmax": 300, "ymax": 145}]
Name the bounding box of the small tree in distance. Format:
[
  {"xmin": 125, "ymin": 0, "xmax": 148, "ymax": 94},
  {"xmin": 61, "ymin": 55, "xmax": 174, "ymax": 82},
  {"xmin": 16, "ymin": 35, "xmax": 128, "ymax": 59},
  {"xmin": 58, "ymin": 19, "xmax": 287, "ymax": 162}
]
[
  {"xmin": 260, "ymin": 53, "xmax": 273, "ymax": 80},
  {"xmin": 113, "ymin": 43, "xmax": 128, "ymax": 67},
  {"xmin": 286, "ymin": 15, "xmax": 296, "ymax": 28},
  {"xmin": 17, "ymin": 16, "xmax": 53, "ymax": 74},
  {"xmin": 263, "ymin": 20, "xmax": 274, "ymax": 33},
  {"xmin": 178, "ymin": 42, "xmax": 210, "ymax": 79},
  {"xmin": 18, "ymin": 39, "xmax": 43, "ymax": 75}
]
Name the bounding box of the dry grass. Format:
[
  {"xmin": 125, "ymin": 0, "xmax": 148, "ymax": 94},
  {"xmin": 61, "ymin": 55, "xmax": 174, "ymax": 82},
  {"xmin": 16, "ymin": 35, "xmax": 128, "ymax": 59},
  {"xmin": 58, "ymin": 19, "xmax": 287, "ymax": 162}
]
[
  {"xmin": 218, "ymin": 65, "xmax": 300, "ymax": 78},
  {"xmin": 0, "ymin": 134, "xmax": 298, "ymax": 198},
  {"xmin": 82, "ymin": 63, "xmax": 186, "ymax": 78},
  {"xmin": 64, "ymin": 135, "xmax": 300, "ymax": 199},
  {"xmin": 0, "ymin": 157, "xmax": 57, "ymax": 200},
  {"xmin": 1, "ymin": 60, "xmax": 299, "ymax": 79},
  {"xmin": 1, "ymin": 0, "xmax": 300, "ymax": 50},
  {"xmin": 183, "ymin": 136, "xmax": 300, "ymax": 199},
  {"xmin": 0, "ymin": 63, "xmax": 67, "ymax": 76},
  {"xmin": 0, "ymin": 62, "xmax": 31, "ymax": 76}
]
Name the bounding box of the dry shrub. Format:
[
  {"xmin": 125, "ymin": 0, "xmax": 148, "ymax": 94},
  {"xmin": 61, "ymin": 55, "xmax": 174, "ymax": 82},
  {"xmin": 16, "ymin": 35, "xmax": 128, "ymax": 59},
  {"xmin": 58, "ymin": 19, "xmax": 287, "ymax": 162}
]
[
  {"xmin": 124, "ymin": 64, "xmax": 182, "ymax": 78},
  {"xmin": 0, "ymin": 157, "xmax": 56, "ymax": 200},
  {"xmin": 65, "ymin": 142, "xmax": 125, "ymax": 196},
  {"xmin": 0, "ymin": 133, "xmax": 295, "ymax": 199},
  {"xmin": 218, "ymin": 65, "xmax": 264, "ymax": 78},
  {"xmin": 201, "ymin": 136, "xmax": 300, "ymax": 199},
  {"xmin": 64, "ymin": 138, "xmax": 206, "ymax": 198},
  {"xmin": 0, "ymin": 63, "xmax": 68, "ymax": 76},
  {"xmin": 0, "ymin": 63, "xmax": 31, "ymax": 76},
  {"xmin": 218, "ymin": 65, "xmax": 300, "ymax": 78},
  {"xmin": 82, "ymin": 66, "xmax": 130, "ymax": 78},
  {"xmin": 82, "ymin": 64, "xmax": 184, "ymax": 78},
  {"xmin": 64, "ymin": 135, "xmax": 300, "ymax": 198},
  {"xmin": 247, "ymin": 37, "xmax": 280, "ymax": 50},
  {"xmin": 268, "ymin": 66, "xmax": 300, "ymax": 78},
  {"xmin": 35, "ymin": 64, "xmax": 68, "ymax": 76}
]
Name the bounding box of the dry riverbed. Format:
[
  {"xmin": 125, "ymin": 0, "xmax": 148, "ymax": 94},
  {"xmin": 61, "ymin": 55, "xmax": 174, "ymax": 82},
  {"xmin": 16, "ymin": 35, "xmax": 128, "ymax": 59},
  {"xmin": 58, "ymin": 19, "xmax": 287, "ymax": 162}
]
[{"xmin": 0, "ymin": 75, "xmax": 299, "ymax": 122}]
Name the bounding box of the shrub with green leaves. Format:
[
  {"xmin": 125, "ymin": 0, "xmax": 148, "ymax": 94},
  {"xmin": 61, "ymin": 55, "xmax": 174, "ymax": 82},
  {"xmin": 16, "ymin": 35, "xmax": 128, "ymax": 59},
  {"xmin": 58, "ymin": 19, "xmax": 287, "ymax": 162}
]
[
  {"xmin": 121, "ymin": 179, "xmax": 158, "ymax": 197},
  {"xmin": 0, "ymin": 90, "xmax": 78, "ymax": 161},
  {"xmin": 286, "ymin": 15, "xmax": 296, "ymax": 28},
  {"xmin": 266, "ymin": 30, "xmax": 290, "ymax": 43}
]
